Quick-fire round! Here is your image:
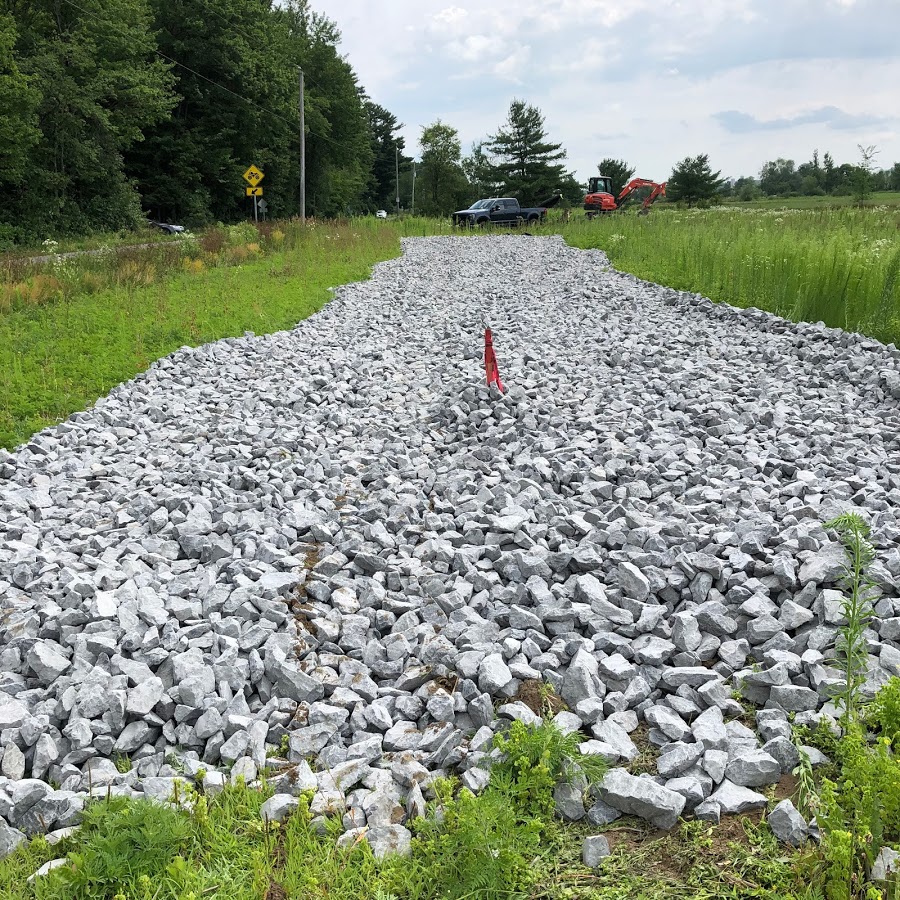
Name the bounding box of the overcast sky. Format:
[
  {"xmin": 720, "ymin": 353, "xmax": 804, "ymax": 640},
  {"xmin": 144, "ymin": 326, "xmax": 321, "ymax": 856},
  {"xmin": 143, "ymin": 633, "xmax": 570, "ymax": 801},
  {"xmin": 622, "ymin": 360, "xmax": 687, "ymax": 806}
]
[{"xmin": 310, "ymin": 0, "xmax": 900, "ymax": 183}]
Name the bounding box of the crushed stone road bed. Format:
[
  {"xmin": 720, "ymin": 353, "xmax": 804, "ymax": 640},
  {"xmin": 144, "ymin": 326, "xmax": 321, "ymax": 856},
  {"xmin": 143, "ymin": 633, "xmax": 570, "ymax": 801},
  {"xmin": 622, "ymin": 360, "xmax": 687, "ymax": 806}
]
[{"xmin": 2, "ymin": 235, "xmax": 900, "ymax": 853}]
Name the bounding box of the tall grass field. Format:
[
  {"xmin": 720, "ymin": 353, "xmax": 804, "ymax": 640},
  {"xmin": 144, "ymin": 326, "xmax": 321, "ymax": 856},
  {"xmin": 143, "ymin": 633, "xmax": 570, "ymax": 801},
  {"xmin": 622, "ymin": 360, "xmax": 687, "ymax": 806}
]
[{"xmin": 555, "ymin": 205, "xmax": 900, "ymax": 345}]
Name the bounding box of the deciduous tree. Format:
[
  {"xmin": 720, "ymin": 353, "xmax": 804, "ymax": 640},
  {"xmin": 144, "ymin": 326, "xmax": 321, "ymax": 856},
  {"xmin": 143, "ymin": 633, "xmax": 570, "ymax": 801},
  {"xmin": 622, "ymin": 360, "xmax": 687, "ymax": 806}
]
[
  {"xmin": 418, "ymin": 120, "xmax": 468, "ymax": 215},
  {"xmin": 0, "ymin": 18, "xmax": 39, "ymax": 190},
  {"xmin": 4, "ymin": 0, "xmax": 175, "ymax": 238}
]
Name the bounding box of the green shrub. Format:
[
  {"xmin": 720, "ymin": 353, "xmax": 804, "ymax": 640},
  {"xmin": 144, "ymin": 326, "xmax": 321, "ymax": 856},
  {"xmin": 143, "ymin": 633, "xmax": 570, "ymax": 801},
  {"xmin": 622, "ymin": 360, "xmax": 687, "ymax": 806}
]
[
  {"xmin": 868, "ymin": 677, "xmax": 900, "ymax": 745},
  {"xmin": 41, "ymin": 796, "xmax": 192, "ymax": 898}
]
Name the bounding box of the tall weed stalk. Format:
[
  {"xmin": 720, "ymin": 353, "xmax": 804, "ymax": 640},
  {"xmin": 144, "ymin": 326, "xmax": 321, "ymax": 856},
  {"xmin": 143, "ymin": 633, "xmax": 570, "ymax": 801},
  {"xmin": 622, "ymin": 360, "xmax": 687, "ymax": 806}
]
[{"xmin": 824, "ymin": 512, "xmax": 877, "ymax": 727}]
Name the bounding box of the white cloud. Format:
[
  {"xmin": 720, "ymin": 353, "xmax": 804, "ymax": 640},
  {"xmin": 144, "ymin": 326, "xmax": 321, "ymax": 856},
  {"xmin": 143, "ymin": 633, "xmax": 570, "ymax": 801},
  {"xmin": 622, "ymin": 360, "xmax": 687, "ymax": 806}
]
[{"xmin": 311, "ymin": 0, "xmax": 900, "ymax": 181}]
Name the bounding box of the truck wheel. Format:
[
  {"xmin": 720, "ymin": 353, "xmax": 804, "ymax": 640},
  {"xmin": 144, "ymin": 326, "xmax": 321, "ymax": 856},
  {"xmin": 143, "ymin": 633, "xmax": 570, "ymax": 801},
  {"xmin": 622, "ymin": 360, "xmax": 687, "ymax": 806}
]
[{"xmin": 528, "ymin": 215, "xmax": 540, "ymax": 226}]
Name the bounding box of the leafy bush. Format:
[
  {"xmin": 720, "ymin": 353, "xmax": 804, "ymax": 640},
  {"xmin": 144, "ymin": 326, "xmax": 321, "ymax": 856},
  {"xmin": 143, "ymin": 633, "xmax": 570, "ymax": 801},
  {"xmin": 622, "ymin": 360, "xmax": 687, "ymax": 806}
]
[
  {"xmin": 402, "ymin": 779, "xmax": 543, "ymax": 900},
  {"xmin": 868, "ymin": 678, "xmax": 900, "ymax": 745},
  {"xmin": 797, "ymin": 517, "xmax": 900, "ymax": 900},
  {"xmin": 41, "ymin": 796, "xmax": 192, "ymax": 898}
]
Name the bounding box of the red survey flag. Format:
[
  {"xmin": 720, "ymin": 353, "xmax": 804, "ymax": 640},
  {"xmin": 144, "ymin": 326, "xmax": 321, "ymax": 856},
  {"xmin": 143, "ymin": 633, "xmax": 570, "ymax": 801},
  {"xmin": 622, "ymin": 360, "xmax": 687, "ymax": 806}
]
[{"xmin": 484, "ymin": 328, "xmax": 504, "ymax": 393}]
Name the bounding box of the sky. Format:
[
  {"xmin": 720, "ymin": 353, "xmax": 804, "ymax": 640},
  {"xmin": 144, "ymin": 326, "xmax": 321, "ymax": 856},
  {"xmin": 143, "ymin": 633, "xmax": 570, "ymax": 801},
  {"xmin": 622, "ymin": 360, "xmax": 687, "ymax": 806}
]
[{"xmin": 310, "ymin": 0, "xmax": 900, "ymax": 184}]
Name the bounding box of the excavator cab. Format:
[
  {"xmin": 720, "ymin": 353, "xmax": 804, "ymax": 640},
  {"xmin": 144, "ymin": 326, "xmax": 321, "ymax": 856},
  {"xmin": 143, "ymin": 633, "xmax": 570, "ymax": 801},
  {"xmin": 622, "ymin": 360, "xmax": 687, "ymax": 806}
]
[{"xmin": 588, "ymin": 176, "xmax": 613, "ymax": 195}]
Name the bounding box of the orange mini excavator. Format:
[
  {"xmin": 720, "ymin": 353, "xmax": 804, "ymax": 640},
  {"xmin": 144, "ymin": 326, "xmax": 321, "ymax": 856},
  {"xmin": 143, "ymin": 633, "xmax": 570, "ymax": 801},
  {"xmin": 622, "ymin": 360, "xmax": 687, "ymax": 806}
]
[{"xmin": 584, "ymin": 175, "xmax": 667, "ymax": 217}]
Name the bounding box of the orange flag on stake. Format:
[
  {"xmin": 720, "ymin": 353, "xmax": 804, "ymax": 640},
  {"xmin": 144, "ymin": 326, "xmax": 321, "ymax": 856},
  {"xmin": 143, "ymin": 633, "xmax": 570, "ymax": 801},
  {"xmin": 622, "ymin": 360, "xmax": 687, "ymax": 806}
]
[{"xmin": 484, "ymin": 328, "xmax": 504, "ymax": 393}]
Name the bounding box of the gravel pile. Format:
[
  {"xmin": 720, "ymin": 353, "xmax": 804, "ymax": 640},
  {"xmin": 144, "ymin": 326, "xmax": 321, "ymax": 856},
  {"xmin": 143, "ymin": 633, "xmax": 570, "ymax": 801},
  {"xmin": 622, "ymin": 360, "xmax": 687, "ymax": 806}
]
[{"xmin": 2, "ymin": 235, "xmax": 900, "ymax": 859}]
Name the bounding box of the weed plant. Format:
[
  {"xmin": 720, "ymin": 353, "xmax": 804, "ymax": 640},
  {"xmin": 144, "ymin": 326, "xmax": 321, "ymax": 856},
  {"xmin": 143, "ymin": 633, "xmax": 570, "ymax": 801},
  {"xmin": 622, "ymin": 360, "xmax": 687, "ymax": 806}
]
[{"xmin": 790, "ymin": 513, "xmax": 900, "ymax": 900}]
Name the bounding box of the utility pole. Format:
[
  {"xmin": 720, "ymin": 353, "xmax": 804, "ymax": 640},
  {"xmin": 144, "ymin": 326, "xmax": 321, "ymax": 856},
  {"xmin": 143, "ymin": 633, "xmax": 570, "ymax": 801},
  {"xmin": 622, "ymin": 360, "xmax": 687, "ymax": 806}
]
[
  {"xmin": 411, "ymin": 160, "xmax": 416, "ymax": 217},
  {"xmin": 395, "ymin": 145, "xmax": 400, "ymax": 216},
  {"xmin": 298, "ymin": 68, "xmax": 306, "ymax": 225}
]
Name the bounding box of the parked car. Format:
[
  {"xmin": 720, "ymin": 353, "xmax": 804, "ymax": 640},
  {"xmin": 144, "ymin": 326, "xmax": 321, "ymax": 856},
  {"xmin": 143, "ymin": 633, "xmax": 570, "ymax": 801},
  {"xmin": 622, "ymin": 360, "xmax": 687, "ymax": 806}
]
[
  {"xmin": 375, "ymin": 210, "xmax": 388, "ymax": 219},
  {"xmin": 149, "ymin": 221, "xmax": 186, "ymax": 235},
  {"xmin": 451, "ymin": 198, "xmax": 549, "ymax": 228}
]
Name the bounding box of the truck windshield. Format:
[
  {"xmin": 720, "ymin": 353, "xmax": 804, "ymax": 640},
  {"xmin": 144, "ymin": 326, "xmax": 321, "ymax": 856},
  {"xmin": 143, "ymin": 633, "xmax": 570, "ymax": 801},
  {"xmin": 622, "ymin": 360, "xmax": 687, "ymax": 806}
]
[{"xmin": 471, "ymin": 200, "xmax": 492, "ymax": 209}]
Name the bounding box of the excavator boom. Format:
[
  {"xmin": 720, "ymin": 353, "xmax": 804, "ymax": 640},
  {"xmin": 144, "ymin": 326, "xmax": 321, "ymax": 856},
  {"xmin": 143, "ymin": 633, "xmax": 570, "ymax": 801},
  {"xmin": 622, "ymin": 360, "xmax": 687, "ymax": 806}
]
[{"xmin": 617, "ymin": 178, "xmax": 668, "ymax": 209}]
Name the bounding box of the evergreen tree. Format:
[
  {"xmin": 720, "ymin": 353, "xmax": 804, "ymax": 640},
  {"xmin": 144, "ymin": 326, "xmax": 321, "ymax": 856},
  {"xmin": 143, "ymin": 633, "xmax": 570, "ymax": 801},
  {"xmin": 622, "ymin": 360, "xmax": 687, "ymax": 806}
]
[
  {"xmin": 823, "ymin": 151, "xmax": 837, "ymax": 193},
  {"xmin": 596, "ymin": 158, "xmax": 635, "ymax": 197},
  {"xmin": 363, "ymin": 100, "xmax": 406, "ymax": 212},
  {"xmin": 667, "ymin": 154, "xmax": 725, "ymax": 206},
  {"xmin": 4, "ymin": 0, "xmax": 175, "ymax": 238},
  {"xmin": 280, "ymin": 1, "xmax": 372, "ymax": 217},
  {"xmin": 484, "ymin": 100, "xmax": 571, "ymax": 203}
]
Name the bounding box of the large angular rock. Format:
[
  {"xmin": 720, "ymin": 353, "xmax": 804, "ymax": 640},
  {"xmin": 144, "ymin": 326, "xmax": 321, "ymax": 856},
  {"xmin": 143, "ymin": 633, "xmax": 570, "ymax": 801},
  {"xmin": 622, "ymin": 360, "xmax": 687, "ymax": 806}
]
[
  {"xmin": 553, "ymin": 782, "xmax": 586, "ymax": 821},
  {"xmin": 618, "ymin": 563, "xmax": 650, "ymax": 601},
  {"xmin": 364, "ymin": 825, "xmax": 412, "ymax": 859},
  {"xmin": 561, "ymin": 648, "xmax": 602, "ymax": 708},
  {"xmin": 724, "ymin": 750, "xmax": 781, "ymax": 788},
  {"xmin": 260, "ymin": 794, "xmax": 300, "ymax": 823},
  {"xmin": 0, "ymin": 698, "xmax": 30, "ymax": 730},
  {"xmin": 767, "ymin": 799, "xmax": 808, "ymax": 847},
  {"xmin": 478, "ymin": 653, "xmax": 514, "ymax": 694},
  {"xmin": 583, "ymin": 835, "xmax": 611, "ymax": 867},
  {"xmin": 596, "ymin": 769, "xmax": 686, "ymax": 830},
  {"xmin": 0, "ymin": 820, "xmax": 26, "ymax": 861},
  {"xmin": 26, "ymin": 642, "xmax": 71, "ymax": 684},
  {"xmin": 708, "ymin": 780, "xmax": 767, "ymax": 814},
  {"xmin": 799, "ymin": 544, "xmax": 847, "ymax": 585}
]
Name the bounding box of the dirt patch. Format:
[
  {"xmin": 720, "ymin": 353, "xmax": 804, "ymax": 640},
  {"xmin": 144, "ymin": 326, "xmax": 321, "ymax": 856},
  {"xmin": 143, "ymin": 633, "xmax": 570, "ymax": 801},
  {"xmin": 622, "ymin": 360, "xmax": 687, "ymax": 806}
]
[
  {"xmin": 515, "ymin": 679, "xmax": 565, "ymax": 717},
  {"xmin": 264, "ymin": 881, "xmax": 288, "ymax": 900},
  {"xmin": 774, "ymin": 772, "xmax": 799, "ymax": 802},
  {"xmin": 604, "ymin": 824, "xmax": 687, "ymax": 882},
  {"xmin": 434, "ymin": 674, "xmax": 460, "ymax": 694},
  {"xmin": 626, "ymin": 726, "xmax": 658, "ymax": 776}
]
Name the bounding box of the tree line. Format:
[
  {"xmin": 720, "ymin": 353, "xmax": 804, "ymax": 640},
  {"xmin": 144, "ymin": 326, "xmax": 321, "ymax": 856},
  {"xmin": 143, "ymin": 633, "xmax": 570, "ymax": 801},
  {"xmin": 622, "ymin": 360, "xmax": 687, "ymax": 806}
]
[
  {"xmin": 2, "ymin": 0, "xmax": 898, "ymax": 242},
  {"xmin": 0, "ymin": 0, "xmax": 582, "ymax": 241},
  {"xmin": 0, "ymin": 0, "xmax": 406, "ymax": 242}
]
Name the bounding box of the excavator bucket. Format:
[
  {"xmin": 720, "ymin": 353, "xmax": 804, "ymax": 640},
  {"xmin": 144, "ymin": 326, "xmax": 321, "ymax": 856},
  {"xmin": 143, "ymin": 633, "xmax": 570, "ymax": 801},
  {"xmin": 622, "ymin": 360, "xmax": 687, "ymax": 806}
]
[{"xmin": 537, "ymin": 193, "xmax": 562, "ymax": 209}]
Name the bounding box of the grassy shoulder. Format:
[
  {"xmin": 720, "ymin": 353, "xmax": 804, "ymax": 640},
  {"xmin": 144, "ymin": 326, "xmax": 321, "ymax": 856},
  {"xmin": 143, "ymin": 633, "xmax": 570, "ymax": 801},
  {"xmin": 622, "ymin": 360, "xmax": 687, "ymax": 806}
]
[
  {"xmin": 0, "ymin": 719, "xmax": 812, "ymax": 900},
  {"xmin": 0, "ymin": 221, "xmax": 401, "ymax": 449}
]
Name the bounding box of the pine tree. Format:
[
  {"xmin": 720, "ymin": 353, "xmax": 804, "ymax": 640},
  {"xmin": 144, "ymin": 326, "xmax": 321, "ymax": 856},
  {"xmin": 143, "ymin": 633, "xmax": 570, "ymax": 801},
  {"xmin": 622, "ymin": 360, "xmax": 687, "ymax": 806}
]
[
  {"xmin": 485, "ymin": 100, "xmax": 571, "ymax": 203},
  {"xmin": 364, "ymin": 100, "xmax": 406, "ymax": 212},
  {"xmin": 667, "ymin": 154, "xmax": 726, "ymax": 206},
  {"xmin": 596, "ymin": 158, "xmax": 635, "ymax": 197}
]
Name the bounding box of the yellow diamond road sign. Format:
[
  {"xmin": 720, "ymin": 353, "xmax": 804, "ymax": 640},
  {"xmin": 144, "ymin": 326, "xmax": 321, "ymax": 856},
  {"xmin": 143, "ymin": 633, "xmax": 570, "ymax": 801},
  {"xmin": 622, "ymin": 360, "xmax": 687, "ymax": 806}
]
[
  {"xmin": 246, "ymin": 187, "xmax": 263, "ymax": 197},
  {"xmin": 243, "ymin": 165, "xmax": 264, "ymax": 186}
]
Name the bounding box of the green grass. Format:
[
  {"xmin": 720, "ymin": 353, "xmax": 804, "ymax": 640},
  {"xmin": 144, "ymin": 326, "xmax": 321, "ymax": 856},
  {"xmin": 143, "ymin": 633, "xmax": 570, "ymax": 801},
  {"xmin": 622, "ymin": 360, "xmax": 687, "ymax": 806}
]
[
  {"xmin": 723, "ymin": 192, "xmax": 900, "ymax": 210},
  {"xmin": 0, "ymin": 220, "xmax": 402, "ymax": 448},
  {"xmin": 0, "ymin": 225, "xmax": 185, "ymax": 258},
  {"xmin": 0, "ymin": 721, "xmax": 814, "ymax": 900}
]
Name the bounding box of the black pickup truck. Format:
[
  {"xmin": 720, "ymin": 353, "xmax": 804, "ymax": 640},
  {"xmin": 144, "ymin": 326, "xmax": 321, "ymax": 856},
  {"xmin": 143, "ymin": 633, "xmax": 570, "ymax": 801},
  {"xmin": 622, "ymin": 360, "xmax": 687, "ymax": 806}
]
[{"xmin": 451, "ymin": 197, "xmax": 551, "ymax": 228}]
